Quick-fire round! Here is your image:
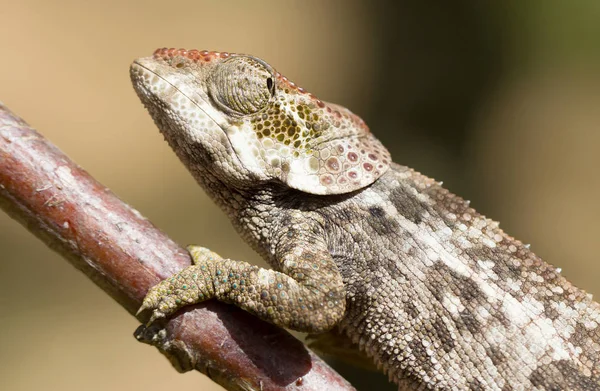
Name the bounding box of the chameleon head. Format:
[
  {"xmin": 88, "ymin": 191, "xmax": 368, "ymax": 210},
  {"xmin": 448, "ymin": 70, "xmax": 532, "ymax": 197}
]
[{"xmin": 131, "ymin": 48, "xmax": 391, "ymax": 194}]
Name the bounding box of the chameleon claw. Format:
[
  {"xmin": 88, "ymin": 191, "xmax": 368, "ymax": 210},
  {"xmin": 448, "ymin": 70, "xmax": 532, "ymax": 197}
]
[
  {"xmin": 137, "ymin": 296, "xmax": 163, "ymax": 326},
  {"xmin": 136, "ymin": 302, "xmax": 149, "ymax": 317}
]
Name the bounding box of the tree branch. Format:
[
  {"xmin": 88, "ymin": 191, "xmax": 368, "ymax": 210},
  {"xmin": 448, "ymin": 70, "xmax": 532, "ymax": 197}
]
[{"xmin": 0, "ymin": 102, "xmax": 355, "ymax": 391}]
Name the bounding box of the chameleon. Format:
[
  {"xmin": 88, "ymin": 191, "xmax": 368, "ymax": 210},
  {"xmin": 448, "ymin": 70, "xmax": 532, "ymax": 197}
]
[{"xmin": 130, "ymin": 48, "xmax": 600, "ymax": 390}]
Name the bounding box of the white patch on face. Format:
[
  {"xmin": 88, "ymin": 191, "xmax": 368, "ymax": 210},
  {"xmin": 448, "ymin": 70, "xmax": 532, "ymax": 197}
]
[
  {"xmin": 262, "ymin": 138, "xmax": 274, "ymax": 148},
  {"xmin": 227, "ymin": 123, "xmax": 264, "ymax": 171},
  {"xmin": 279, "ymin": 146, "xmax": 291, "ymax": 157},
  {"xmin": 287, "ymin": 156, "xmax": 320, "ymax": 190}
]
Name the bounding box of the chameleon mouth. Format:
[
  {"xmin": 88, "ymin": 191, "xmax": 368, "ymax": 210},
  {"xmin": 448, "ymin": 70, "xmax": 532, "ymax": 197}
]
[
  {"xmin": 130, "ymin": 58, "xmax": 231, "ymax": 136},
  {"xmin": 130, "ymin": 60, "xmax": 218, "ymax": 125},
  {"xmin": 130, "ymin": 57, "xmax": 254, "ymax": 174}
]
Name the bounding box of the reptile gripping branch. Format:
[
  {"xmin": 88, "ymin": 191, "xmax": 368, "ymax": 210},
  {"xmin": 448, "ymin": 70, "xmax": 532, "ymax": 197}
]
[
  {"xmin": 0, "ymin": 102, "xmax": 353, "ymax": 391},
  {"xmin": 132, "ymin": 48, "xmax": 600, "ymax": 390},
  {"xmin": 2, "ymin": 47, "xmax": 599, "ymax": 391}
]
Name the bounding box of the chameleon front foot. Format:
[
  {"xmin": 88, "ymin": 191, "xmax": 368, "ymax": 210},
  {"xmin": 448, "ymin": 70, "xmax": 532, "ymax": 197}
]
[
  {"xmin": 138, "ymin": 243, "xmax": 346, "ymax": 333},
  {"xmin": 138, "ymin": 246, "xmax": 221, "ymax": 324}
]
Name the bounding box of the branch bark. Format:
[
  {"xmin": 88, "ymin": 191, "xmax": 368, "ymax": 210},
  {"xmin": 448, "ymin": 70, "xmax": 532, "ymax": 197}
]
[{"xmin": 0, "ymin": 102, "xmax": 355, "ymax": 391}]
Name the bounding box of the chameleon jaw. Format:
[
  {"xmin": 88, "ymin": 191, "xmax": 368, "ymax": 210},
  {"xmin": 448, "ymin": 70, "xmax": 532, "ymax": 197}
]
[{"xmin": 130, "ymin": 58, "xmax": 266, "ymax": 186}]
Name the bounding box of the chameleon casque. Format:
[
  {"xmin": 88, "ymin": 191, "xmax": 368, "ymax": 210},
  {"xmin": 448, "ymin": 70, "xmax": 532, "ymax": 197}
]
[{"xmin": 130, "ymin": 48, "xmax": 600, "ymax": 390}]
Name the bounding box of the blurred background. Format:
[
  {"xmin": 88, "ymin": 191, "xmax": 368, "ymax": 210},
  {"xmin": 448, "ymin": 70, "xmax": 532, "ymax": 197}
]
[{"xmin": 1, "ymin": 1, "xmax": 599, "ymax": 390}]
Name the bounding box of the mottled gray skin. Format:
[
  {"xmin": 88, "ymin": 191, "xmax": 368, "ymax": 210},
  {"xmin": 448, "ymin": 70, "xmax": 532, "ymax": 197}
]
[{"xmin": 131, "ymin": 49, "xmax": 600, "ymax": 390}]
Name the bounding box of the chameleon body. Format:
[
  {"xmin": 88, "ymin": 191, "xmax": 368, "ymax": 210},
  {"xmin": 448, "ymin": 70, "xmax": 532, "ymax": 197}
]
[{"xmin": 131, "ymin": 48, "xmax": 600, "ymax": 390}]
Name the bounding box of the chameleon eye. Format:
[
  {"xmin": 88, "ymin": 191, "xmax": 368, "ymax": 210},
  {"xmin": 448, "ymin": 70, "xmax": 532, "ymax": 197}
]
[{"xmin": 209, "ymin": 56, "xmax": 273, "ymax": 116}]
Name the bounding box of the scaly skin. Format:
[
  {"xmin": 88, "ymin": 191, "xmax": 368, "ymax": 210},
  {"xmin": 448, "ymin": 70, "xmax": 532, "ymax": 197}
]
[{"xmin": 131, "ymin": 48, "xmax": 600, "ymax": 390}]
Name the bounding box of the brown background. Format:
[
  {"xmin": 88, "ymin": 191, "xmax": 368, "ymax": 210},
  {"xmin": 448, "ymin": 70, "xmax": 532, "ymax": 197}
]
[{"xmin": 1, "ymin": 1, "xmax": 599, "ymax": 390}]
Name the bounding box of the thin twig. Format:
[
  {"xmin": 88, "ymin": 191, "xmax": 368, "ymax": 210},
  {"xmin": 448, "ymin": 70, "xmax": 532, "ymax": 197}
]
[{"xmin": 0, "ymin": 102, "xmax": 355, "ymax": 391}]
